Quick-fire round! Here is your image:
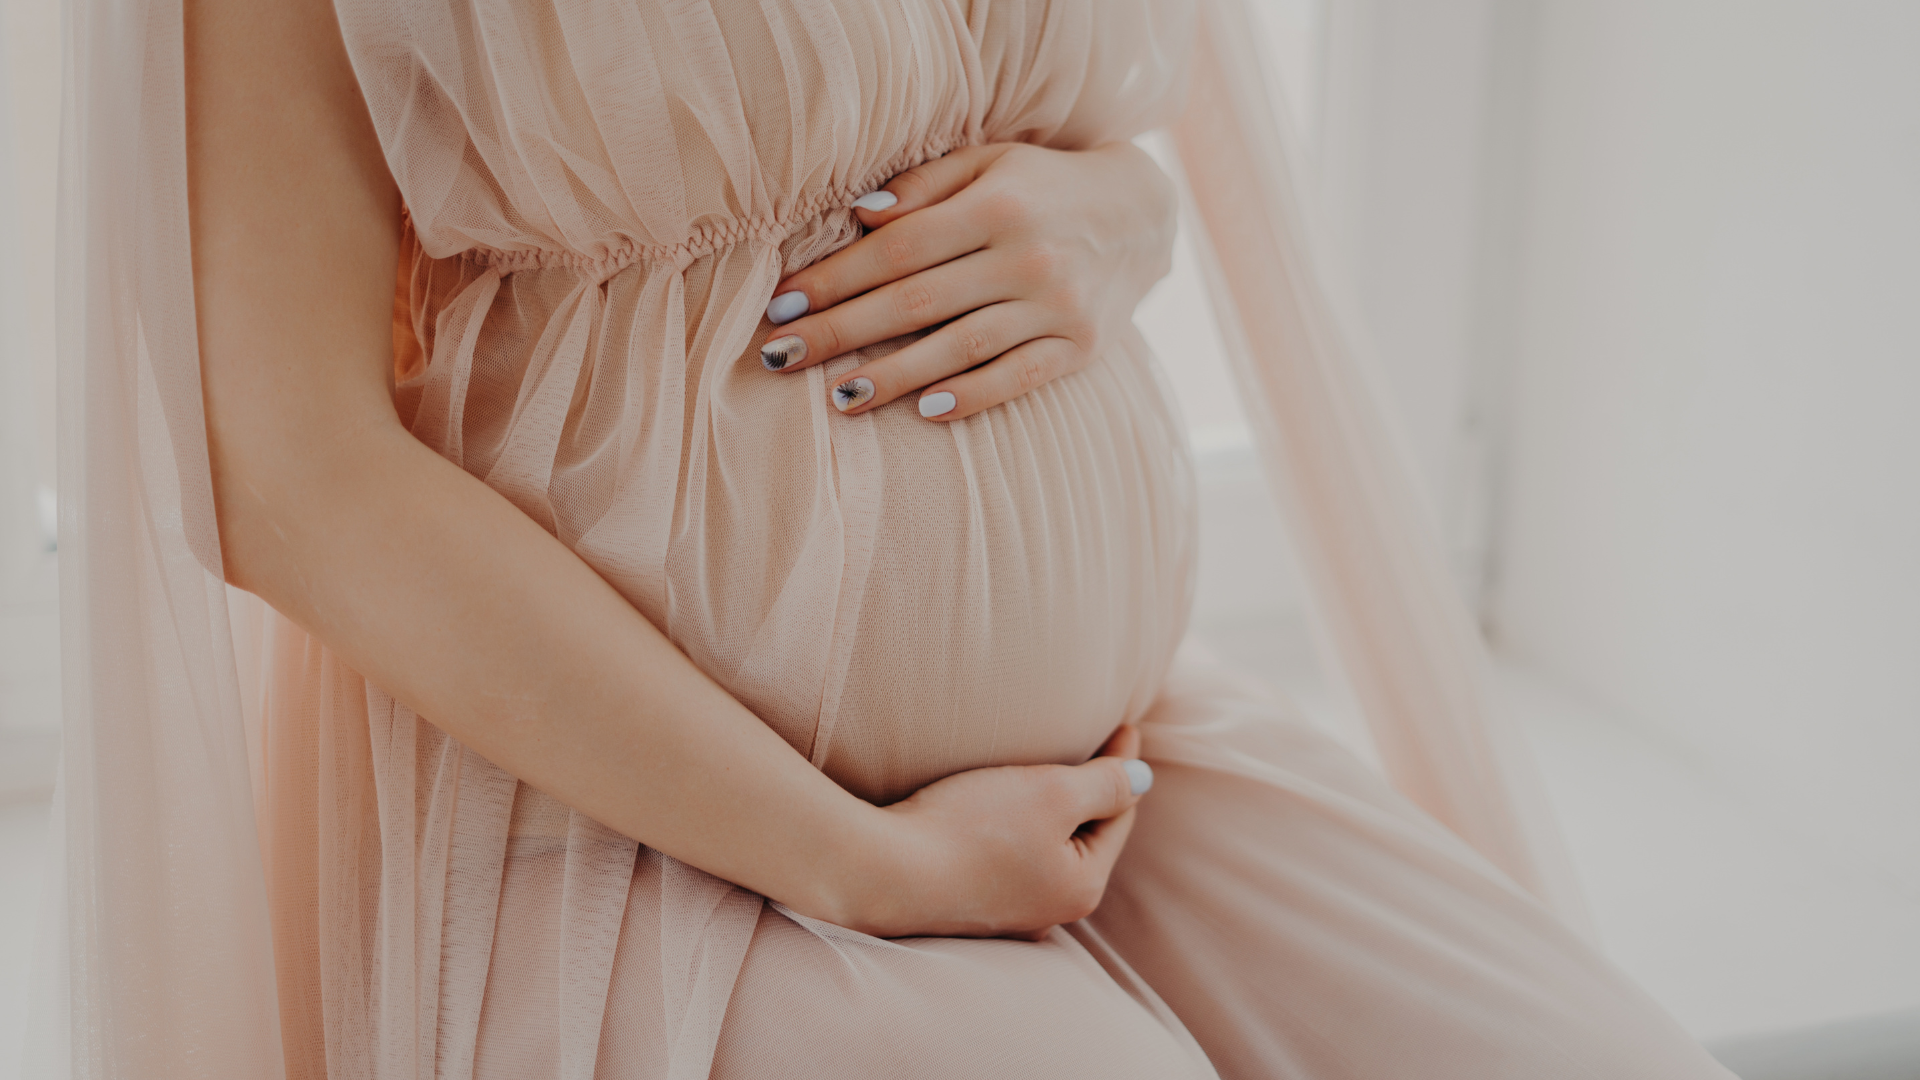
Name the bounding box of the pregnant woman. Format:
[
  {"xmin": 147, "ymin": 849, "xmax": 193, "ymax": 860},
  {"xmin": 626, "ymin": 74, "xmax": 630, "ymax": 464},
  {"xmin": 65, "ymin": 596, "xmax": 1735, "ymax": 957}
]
[{"xmin": 41, "ymin": 0, "xmax": 1735, "ymax": 1076}]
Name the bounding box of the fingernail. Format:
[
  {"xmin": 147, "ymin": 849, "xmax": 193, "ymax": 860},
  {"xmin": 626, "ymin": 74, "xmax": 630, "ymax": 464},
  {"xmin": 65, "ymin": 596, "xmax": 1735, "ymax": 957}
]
[
  {"xmin": 1123, "ymin": 759, "xmax": 1154, "ymax": 796},
  {"xmin": 851, "ymin": 190, "xmax": 898, "ymax": 212},
  {"xmin": 767, "ymin": 291, "xmax": 809, "ymax": 324},
  {"xmin": 918, "ymin": 391, "xmax": 956, "ymax": 418},
  {"xmin": 761, "ymin": 335, "xmax": 807, "ymax": 371},
  {"xmin": 832, "ymin": 376, "xmax": 874, "ymax": 413}
]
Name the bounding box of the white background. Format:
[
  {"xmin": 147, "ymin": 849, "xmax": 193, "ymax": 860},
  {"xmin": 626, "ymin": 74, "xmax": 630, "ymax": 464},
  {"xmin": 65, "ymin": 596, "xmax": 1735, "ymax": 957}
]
[{"xmin": 1148, "ymin": 0, "xmax": 1920, "ymax": 1048}]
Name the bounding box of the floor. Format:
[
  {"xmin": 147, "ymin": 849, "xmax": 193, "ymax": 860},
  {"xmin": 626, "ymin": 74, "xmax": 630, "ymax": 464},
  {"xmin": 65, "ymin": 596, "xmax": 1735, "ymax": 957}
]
[{"xmin": 0, "ymin": 801, "xmax": 46, "ymax": 1079}]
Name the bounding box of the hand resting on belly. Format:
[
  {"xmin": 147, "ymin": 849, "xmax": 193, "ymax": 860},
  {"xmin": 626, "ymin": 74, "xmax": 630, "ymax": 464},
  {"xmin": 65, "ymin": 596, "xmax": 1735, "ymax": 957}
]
[{"xmin": 758, "ymin": 140, "xmax": 1177, "ymax": 421}]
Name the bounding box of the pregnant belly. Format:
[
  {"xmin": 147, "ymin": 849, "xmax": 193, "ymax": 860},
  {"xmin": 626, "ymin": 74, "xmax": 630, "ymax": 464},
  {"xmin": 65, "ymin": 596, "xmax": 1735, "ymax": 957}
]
[
  {"xmin": 567, "ymin": 325, "xmax": 1197, "ymax": 805},
  {"xmin": 812, "ymin": 332, "xmax": 1196, "ymax": 802},
  {"xmin": 403, "ymin": 248, "xmax": 1194, "ymax": 806}
]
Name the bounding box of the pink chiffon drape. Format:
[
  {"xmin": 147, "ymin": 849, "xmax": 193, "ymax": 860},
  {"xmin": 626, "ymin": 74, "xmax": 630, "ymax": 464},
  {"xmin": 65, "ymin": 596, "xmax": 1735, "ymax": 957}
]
[{"xmin": 32, "ymin": 0, "xmax": 1723, "ymax": 1077}]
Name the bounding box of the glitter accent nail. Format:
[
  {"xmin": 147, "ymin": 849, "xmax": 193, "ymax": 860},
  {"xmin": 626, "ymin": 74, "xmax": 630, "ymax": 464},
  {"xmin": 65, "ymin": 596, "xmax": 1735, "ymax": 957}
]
[
  {"xmin": 832, "ymin": 377, "xmax": 875, "ymax": 412},
  {"xmin": 761, "ymin": 335, "xmax": 807, "ymax": 371}
]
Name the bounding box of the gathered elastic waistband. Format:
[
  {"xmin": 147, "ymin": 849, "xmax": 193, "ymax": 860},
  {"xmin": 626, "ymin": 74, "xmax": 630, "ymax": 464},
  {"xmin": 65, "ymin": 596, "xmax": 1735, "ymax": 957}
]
[{"xmin": 458, "ymin": 135, "xmax": 968, "ymax": 279}]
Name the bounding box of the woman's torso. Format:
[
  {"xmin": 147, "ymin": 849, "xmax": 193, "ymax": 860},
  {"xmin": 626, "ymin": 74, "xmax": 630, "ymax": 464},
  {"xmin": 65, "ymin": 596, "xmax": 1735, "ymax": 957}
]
[{"xmin": 362, "ymin": 0, "xmax": 1198, "ymax": 803}]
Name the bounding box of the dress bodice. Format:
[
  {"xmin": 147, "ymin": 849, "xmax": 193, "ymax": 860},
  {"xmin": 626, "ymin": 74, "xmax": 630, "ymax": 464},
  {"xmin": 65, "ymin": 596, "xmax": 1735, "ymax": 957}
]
[{"xmin": 342, "ymin": 0, "xmax": 1194, "ymax": 274}]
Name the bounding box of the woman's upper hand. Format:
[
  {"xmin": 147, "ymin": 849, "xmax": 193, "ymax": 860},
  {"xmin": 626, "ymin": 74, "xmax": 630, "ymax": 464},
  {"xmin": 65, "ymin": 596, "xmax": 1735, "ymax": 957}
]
[
  {"xmin": 813, "ymin": 726, "xmax": 1154, "ymax": 940},
  {"xmin": 759, "ymin": 141, "xmax": 1176, "ymax": 421}
]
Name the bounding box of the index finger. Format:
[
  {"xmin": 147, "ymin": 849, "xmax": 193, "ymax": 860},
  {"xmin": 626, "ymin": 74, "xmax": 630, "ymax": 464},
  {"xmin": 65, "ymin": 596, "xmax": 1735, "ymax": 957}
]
[
  {"xmin": 772, "ymin": 197, "xmax": 986, "ymax": 320},
  {"xmin": 768, "ymin": 145, "xmax": 1014, "ymax": 318},
  {"xmin": 848, "ymin": 144, "xmax": 1010, "ymax": 230}
]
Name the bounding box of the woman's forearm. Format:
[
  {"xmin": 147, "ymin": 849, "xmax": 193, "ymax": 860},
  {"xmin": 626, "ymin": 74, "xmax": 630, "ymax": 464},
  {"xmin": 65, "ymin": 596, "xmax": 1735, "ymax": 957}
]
[
  {"xmin": 187, "ymin": 0, "xmax": 883, "ymax": 922},
  {"xmin": 219, "ymin": 421, "xmax": 886, "ymax": 915}
]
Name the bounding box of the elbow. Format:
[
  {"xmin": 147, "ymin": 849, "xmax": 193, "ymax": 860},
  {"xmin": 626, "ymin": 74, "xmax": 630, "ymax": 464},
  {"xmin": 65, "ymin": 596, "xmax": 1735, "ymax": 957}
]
[
  {"xmin": 206, "ymin": 436, "xmax": 306, "ymax": 598},
  {"xmin": 204, "ymin": 393, "xmax": 408, "ymax": 598}
]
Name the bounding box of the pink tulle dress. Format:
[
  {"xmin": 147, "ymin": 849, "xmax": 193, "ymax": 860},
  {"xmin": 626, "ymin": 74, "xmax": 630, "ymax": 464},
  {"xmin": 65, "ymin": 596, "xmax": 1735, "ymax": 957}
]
[{"xmin": 237, "ymin": 1, "xmax": 1735, "ymax": 1076}]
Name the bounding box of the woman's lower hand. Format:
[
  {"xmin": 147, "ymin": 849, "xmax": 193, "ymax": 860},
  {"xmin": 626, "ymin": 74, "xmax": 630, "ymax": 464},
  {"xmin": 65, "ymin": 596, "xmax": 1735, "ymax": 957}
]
[
  {"xmin": 759, "ymin": 141, "xmax": 1176, "ymax": 421},
  {"xmin": 815, "ymin": 725, "xmax": 1153, "ymax": 940}
]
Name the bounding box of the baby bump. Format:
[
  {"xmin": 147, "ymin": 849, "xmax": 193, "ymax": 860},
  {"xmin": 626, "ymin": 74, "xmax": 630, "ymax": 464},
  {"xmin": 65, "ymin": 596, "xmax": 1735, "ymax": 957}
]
[
  {"xmin": 815, "ymin": 333, "xmax": 1197, "ymax": 802},
  {"xmin": 402, "ymin": 252, "xmax": 1193, "ymax": 804},
  {"xmin": 578, "ymin": 325, "xmax": 1197, "ymax": 806}
]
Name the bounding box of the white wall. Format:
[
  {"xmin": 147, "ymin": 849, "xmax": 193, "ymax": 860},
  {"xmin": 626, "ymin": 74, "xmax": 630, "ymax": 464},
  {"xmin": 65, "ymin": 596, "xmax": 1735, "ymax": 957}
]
[
  {"xmin": 1, "ymin": 0, "xmax": 64, "ymax": 792},
  {"xmin": 1, "ymin": 0, "xmax": 58, "ymax": 541},
  {"xmin": 1311, "ymin": 0, "xmax": 1506, "ymax": 601},
  {"xmin": 1490, "ymin": 0, "xmax": 1920, "ymax": 896}
]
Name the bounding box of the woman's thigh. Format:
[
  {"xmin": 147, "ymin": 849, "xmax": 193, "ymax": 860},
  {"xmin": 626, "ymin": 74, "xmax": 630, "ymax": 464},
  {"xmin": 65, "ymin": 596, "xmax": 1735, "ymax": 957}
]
[
  {"xmin": 706, "ymin": 905, "xmax": 1217, "ymax": 1079},
  {"xmin": 1088, "ymin": 646, "xmax": 1735, "ymax": 1080}
]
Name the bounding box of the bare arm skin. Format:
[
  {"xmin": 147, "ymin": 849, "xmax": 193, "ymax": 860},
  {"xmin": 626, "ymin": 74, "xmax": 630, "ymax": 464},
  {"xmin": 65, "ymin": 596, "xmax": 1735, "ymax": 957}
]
[{"xmin": 185, "ymin": 0, "xmax": 1149, "ymax": 938}]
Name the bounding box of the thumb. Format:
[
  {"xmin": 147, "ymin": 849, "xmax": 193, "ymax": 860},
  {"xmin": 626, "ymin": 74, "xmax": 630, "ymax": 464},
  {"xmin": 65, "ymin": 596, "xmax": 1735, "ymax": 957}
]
[
  {"xmin": 852, "ymin": 144, "xmax": 1012, "ymax": 227},
  {"xmin": 1058, "ymin": 753, "xmax": 1153, "ymax": 826}
]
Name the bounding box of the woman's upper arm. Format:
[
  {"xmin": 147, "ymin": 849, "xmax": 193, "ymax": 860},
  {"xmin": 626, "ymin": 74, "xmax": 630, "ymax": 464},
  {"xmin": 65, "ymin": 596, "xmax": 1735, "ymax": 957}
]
[{"xmin": 185, "ymin": 0, "xmax": 404, "ymax": 575}]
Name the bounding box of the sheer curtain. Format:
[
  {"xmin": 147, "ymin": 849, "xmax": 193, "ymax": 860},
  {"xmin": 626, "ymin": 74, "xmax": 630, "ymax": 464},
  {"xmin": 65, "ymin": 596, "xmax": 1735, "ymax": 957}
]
[
  {"xmin": 30, "ymin": 0, "xmax": 1575, "ymax": 1075},
  {"xmin": 28, "ymin": 0, "xmax": 284, "ymax": 1074},
  {"xmin": 1173, "ymin": 0, "xmax": 1584, "ymax": 919}
]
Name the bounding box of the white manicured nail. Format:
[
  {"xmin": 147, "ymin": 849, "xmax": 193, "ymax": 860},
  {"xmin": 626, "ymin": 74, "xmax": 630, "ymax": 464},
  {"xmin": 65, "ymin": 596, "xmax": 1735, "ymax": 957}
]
[
  {"xmin": 833, "ymin": 376, "xmax": 874, "ymax": 412},
  {"xmin": 767, "ymin": 291, "xmax": 809, "ymax": 324},
  {"xmin": 852, "ymin": 190, "xmax": 898, "ymax": 212},
  {"xmin": 1123, "ymin": 759, "xmax": 1154, "ymax": 796},
  {"xmin": 918, "ymin": 391, "xmax": 956, "ymax": 418}
]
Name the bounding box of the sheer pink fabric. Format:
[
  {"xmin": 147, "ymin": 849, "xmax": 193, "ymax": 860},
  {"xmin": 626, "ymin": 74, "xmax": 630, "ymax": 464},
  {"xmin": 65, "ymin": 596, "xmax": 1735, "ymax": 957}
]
[
  {"xmin": 1175, "ymin": 0, "xmax": 1592, "ymax": 924},
  {"xmin": 36, "ymin": 0, "xmax": 1731, "ymax": 1077}
]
